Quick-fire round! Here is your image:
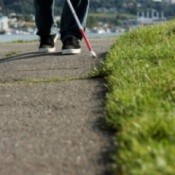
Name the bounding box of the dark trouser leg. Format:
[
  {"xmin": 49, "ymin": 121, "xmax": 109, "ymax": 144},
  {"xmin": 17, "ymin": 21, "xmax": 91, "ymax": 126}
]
[
  {"xmin": 60, "ymin": 0, "xmax": 89, "ymax": 41},
  {"xmin": 34, "ymin": 0, "xmax": 58, "ymax": 36}
]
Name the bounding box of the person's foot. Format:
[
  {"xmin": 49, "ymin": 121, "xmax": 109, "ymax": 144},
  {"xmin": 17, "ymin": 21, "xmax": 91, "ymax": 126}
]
[
  {"xmin": 62, "ymin": 36, "xmax": 81, "ymax": 55},
  {"xmin": 39, "ymin": 34, "xmax": 58, "ymax": 53}
]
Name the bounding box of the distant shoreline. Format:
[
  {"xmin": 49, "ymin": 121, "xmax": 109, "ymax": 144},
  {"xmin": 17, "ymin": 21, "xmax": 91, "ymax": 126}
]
[{"xmin": 0, "ymin": 32, "xmax": 122, "ymax": 43}]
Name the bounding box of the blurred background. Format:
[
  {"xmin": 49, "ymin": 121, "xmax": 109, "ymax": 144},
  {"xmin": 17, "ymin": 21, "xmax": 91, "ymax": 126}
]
[{"xmin": 0, "ymin": 0, "xmax": 175, "ymax": 42}]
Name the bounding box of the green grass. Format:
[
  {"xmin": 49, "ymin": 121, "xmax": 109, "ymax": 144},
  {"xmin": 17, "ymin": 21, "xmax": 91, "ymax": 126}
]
[
  {"xmin": 0, "ymin": 76, "xmax": 91, "ymax": 86},
  {"xmin": 11, "ymin": 40, "xmax": 37, "ymax": 43},
  {"xmin": 96, "ymin": 21, "xmax": 175, "ymax": 175},
  {"xmin": 89, "ymin": 12, "xmax": 135, "ymax": 19},
  {"xmin": 5, "ymin": 51, "xmax": 18, "ymax": 57}
]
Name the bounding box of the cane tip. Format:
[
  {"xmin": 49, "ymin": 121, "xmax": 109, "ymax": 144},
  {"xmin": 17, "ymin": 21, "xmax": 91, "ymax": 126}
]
[{"xmin": 90, "ymin": 50, "xmax": 97, "ymax": 59}]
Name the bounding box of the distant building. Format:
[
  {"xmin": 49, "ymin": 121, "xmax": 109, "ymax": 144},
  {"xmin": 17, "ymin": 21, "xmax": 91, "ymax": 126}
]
[
  {"xmin": 137, "ymin": 9, "xmax": 165, "ymax": 24},
  {"xmin": 171, "ymin": 0, "xmax": 175, "ymax": 3},
  {"xmin": 164, "ymin": 0, "xmax": 175, "ymax": 3},
  {"xmin": 0, "ymin": 16, "xmax": 8, "ymax": 33}
]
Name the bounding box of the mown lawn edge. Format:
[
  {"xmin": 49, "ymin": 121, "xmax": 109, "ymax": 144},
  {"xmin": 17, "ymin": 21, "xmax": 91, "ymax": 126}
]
[{"xmin": 97, "ymin": 21, "xmax": 175, "ymax": 175}]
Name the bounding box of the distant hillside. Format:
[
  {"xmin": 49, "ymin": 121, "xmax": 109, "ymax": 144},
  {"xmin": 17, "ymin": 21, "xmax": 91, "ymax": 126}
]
[
  {"xmin": 1, "ymin": 0, "xmax": 121, "ymax": 15},
  {"xmin": 1, "ymin": 0, "xmax": 62, "ymax": 14},
  {"xmin": 1, "ymin": 0, "xmax": 175, "ymax": 18},
  {"xmin": 2, "ymin": 0, "xmax": 34, "ymax": 14}
]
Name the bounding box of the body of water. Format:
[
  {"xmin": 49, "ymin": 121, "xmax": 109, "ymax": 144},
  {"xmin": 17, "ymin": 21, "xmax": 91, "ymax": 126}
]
[
  {"xmin": 0, "ymin": 32, "xmax": 121, "ymax": 43},
  {"xmin": 0, "ymin": 34, "xmax": 38, "ymax": 42}
]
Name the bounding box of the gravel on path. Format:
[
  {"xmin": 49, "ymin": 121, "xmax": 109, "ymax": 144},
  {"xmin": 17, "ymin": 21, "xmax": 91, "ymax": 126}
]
[{"xmin": 0, "ymin": 37, "xmax": 116, "ymax": 175}]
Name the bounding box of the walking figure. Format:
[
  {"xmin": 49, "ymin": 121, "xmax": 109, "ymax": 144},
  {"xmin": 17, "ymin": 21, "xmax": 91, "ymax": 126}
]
[{"xmin": 34, "ymin": 0, "xmax": 89, "ymax": 54}]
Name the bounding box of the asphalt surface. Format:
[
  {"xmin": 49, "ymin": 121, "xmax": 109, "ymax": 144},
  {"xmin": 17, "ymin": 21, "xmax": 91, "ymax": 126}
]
[{"xmin": 0, "ymin": 37, "xmax": 115, "ymax": 175}]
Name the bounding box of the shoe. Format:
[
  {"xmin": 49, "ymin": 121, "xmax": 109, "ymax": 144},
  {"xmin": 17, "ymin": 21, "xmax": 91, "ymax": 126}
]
[
  {"xmin": 62, "ymin": 36, "xmax": 81, "ymax": 55},
  {"xmin": 39, "ymin": 34, "xmax": 58, "ymax": 53}
]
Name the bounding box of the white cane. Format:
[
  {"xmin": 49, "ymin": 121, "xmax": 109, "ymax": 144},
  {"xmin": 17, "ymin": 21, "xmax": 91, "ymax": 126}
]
[{"xmin": 66, "ymin": 0, "xmax": 97, "ymax": 58}]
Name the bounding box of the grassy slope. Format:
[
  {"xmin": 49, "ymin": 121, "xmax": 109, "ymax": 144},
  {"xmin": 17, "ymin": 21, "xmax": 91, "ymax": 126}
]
[{"xmin": 98, "ymin": 21, "xmax": 175, "ymax": 174}]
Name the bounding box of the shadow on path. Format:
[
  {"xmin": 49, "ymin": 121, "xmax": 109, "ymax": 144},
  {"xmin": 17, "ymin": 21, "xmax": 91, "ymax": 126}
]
[
  {"xmin": 91, "ymin": 78, "xmax": 115, "ymax": 175},
  {"xmin": 94, "ymin": 116, "xmax": 116, "ymax": 175},
  {"xmin": 0, "ymin": 51, "xmax": 108, "ymax": 65},
  {"xmin": 0, "ymin": 51, "xmax": 63, "ymax": 64}
]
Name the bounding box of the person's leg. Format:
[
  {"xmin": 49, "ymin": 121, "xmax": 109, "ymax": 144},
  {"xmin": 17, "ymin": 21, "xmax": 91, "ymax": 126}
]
[
  {"xmin": 60, "ymin": 0, "xmax": 89, "ymax": 40},
  {"xmin": 60, "ymin": 0, "xmax": 89, "ymax": 55},
  {"xmin": 34, "ymin": 0, "xmax": 57, "ymax": 35},
  {"xmin": 34, "ymin": 0, "xmax": 58, "ymax": 52}
]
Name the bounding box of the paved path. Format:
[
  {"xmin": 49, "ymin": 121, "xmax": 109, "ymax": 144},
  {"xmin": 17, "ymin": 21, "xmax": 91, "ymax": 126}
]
[{"xmin": 0, "ymin": 37, "xmax": 115, "ymax": 175}]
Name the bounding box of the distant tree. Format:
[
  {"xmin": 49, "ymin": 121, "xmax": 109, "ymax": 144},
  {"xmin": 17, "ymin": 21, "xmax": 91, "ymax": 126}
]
[
  {"xmin": 87, "ymin": 16, "xmax": 98, "ymax": 28},
  {"xmin": 1, "ymin": 0, "xmax": 175, "ymax": 19}
]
